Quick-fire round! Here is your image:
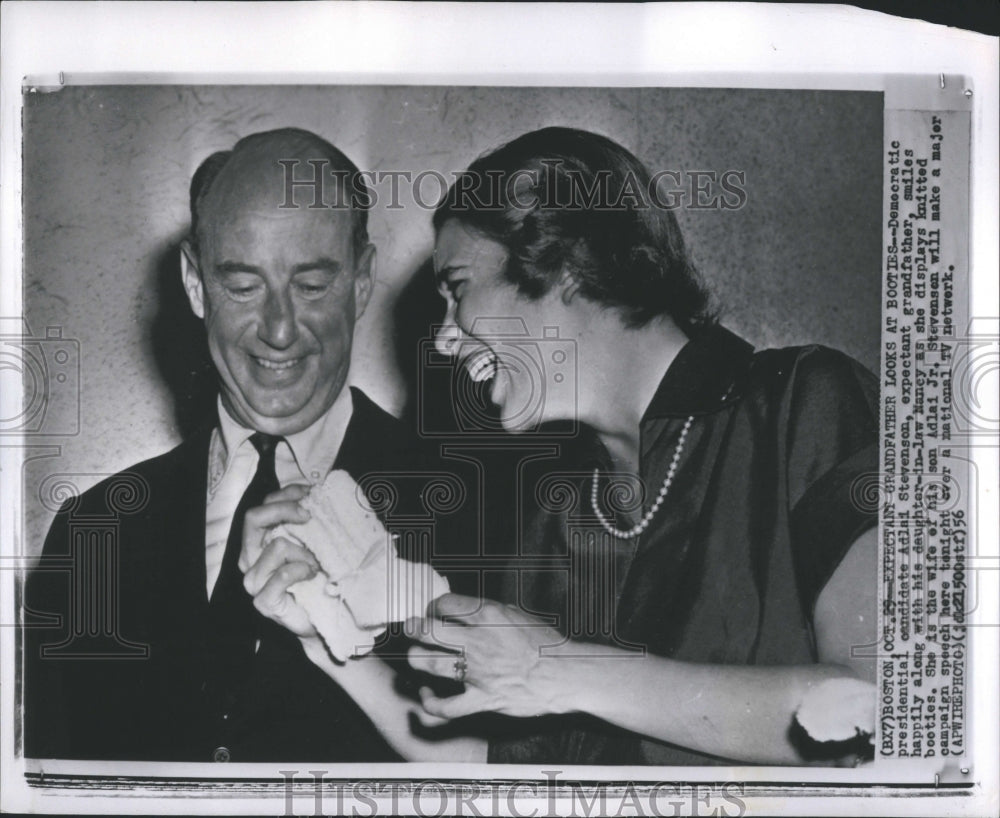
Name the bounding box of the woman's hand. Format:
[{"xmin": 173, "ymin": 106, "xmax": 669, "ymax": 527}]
[
  {"xmin": 240, "ymin": 484, "xmax": 320, "ymax": 640},
  {"xmin": 406, "ymin": 593, "xmax": 570, "ymax": 721},
  {"xmin": 236, "ymin": 488, "xmax": 487, "ymax": 762}
]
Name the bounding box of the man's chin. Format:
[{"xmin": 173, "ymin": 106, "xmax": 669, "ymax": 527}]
[{"xmin": 222, "ymin": 392, "xmax": 327, "ymax": 436}]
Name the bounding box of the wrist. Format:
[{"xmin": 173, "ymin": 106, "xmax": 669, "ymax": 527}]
[
  {"xmin": 546, "ymin": 642, "xmax": 633, "ymax": 716},
  {"xmin": 531, "ymin": 645, "xmax": 594, "ymax": 715},
  {"xmin": 301, "ymin": 635, "xmax": 336, "ymax": 669}
]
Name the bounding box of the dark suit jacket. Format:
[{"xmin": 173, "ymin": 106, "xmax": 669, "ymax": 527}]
[{"xmin": 24, "ymin": 388, "xmax": 470, "ymax": 762}]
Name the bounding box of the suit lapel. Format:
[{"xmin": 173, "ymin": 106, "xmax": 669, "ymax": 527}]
[
  {"xmin": 333, "ymin": 388, "xmax": 390, "ymax": 479},
  {"xmin": 154, "ymin": 426, "xmax": 213, "ymax": 616}
]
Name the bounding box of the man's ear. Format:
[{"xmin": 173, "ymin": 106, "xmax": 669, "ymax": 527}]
[
  {"xmin": 352, "ymin": 244, "xmax": 377, "ymax": 320},
  {"xmin": 180, "ymin": 239, "xmax": 206, "ymax": 319}
]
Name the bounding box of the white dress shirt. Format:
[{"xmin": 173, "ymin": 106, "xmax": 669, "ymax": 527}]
[{"xmin": 203, "ymin": 388, "xmax": 354, "ymax": 598}]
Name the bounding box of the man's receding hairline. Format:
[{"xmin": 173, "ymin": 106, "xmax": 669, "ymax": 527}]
[
  {"xmin": 189, "ymin": 127, "xmax": 370, "ymax": 257},
  {"xmin": 197, "ymin": 143, "xmax": 343, "ymax": 216}
]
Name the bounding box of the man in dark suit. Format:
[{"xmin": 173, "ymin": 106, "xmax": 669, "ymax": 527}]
[{"xmin": 23, "ymin": 128, "xmax": 472, "ymax": 763}]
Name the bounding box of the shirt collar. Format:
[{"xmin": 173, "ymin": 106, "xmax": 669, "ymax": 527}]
[
  {"xmin": 216, "ymin": 386, "xmax": 354, "ymax": 483},
  {"xmin": 641, "ymin": 324, "xmax": 755, "ymax": 421}
]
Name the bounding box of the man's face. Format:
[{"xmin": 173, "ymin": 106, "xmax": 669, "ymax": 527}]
[{"xmin": 182, "ymin": 178, "xmax": 373, "ymax": 436}]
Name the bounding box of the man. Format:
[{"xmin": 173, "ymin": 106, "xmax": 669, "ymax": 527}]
[{"xmin": 24, "ymin": 128, "xmax": 456, "ymax": 762}]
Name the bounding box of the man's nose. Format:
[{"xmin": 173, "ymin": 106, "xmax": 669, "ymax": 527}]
[
  {"xmin": 258, "ymin": 289, "xmax": 298, "ymax": 349},
  {"xmin": 434, "ymin": 304, "xmax": 463, "ymax": 357}
]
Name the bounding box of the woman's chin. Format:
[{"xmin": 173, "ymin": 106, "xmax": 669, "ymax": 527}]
[
  {"xmin": 498, "ymin": 415, "xmax": 527, "ymax": 434},
  {"xmin": 494, "ymin": 400, "xmax": 531, "ymax": 434},
  {"xmin": 491, "ymin": 376, "xmax": 554, "ymax": 432},
  {"xmin": 497, "ymin": 404, "xmax": 552, "ymax": 434}
]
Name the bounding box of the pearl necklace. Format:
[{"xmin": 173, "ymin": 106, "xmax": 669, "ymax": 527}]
[{"xmin": 590, "ymin": 415, "xmax": 694, "ymax": 540}]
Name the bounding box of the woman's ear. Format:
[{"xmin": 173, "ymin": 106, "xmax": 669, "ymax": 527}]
[{"xmin": 557, "ymin": 268, "xmax": 581, "ymax": 306}]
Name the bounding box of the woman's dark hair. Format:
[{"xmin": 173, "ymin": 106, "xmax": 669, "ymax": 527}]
[{"xmin": 433, "ymin": 126, "xmax": 714, "ymax": 332}]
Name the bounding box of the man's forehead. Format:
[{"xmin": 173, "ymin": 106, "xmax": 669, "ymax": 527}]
[
  {"xmin": 200, "ymin": 207, "xmax": 356, "ymax": 270},
  {"xmin": 201, "ymin": 176, "xmax": 353, "ymax": 245},
  {"xmin": 208, "ymin": 147, "xmax": 326, "ymax": 209},
  {"xmin": 199, "ymin": 132, "xmax": 356, "ymax": 223}
]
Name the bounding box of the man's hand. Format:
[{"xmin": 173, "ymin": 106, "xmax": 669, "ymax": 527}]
[
  {"xmin": 239, "ymin": 483, "xmax": 311, "ymax": 570},
  {"xmin": 239, "ymin": 484, "xmax": 319, "ymax": 639}
]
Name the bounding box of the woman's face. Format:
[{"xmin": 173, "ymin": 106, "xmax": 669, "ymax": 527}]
[{"xmin": 433, "ymin": 220, "xmax": 578, "ymax": 432}]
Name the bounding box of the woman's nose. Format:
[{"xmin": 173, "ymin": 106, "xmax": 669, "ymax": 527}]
[
  {"xmin": 434, "ymin": 320, "xmax": 462, "ymax": 357},
  {"xmin": 434, "ymin": 303, "xmax": 463, "ymax": 356}
]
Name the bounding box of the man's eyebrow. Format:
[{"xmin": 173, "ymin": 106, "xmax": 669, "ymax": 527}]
[
  {"xmin": 212, "ymin": 259, "xmax": 343, "ymax": 275},
  {"xmin": 215, "ymin": 261, "xmax": 264, "ymax": 275},
  {"xmin": 291, "ymin": 258, "xmax": 343, "ymax": 275}
]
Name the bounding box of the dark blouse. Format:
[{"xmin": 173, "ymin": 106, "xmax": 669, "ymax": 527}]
[{"xmin": 489, "ymin": 325, "xmax": 879, "ymax": 765}]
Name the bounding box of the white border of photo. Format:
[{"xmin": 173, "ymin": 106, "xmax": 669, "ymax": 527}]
[{"xmin": 1, "ymin": 3, "xmax": 996, "ymax": 816}]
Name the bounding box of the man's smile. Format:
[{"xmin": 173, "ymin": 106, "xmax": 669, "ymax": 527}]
[{"xmin": 252, "ymin": 355, "xmax": 304, "ymax": 371}]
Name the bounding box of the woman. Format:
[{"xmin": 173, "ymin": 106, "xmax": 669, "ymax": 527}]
[{"xmin": 247, "ymin": 126, "xmax": 879, "ymax": 766}]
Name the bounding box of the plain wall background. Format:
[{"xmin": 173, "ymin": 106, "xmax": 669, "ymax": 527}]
[{"xmin": 22, "ymin": 85, "xmax": 882, "ymax": 553}]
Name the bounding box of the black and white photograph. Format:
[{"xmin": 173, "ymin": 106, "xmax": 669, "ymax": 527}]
[{"xmin": 1, "ymin": 3, "xmax": 997, "ymax": 816}]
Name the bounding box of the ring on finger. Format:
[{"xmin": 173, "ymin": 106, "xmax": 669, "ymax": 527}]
[{"xmin": 452, "ymin": 655, "xmax": 468, "ymax": 684}]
